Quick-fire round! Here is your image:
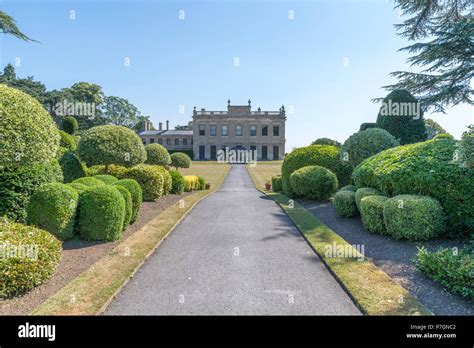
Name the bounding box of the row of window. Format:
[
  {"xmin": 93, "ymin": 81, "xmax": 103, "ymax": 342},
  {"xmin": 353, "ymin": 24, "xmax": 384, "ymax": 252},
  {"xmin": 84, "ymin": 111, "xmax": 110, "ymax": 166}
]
[
  {"xmin": 146, "ymin": 138, "xmax": 193, "ymax": 145},
  {"xmin": 199, "ymin": 124, "xmax": 280, "ymax": 137}
]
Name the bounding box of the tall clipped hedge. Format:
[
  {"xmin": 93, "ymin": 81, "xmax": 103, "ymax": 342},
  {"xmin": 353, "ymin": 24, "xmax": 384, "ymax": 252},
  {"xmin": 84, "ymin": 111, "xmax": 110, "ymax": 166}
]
[
  {"xmin": 353, "ymin": 137, "xmax": 474, "ymax": 235},
  {"xmin": 376, "ymin": 89, "xmax": 427, "ymax": 145},
  {"xmin": 0, "ymin": 84, "xmax": 60, "ymax": 167},
  {"xmin": 122, "ymin": 164, "xmax": 165, "ymax": 201},
  {"xmin": 114, "ymin": 179, "xmax": 142, "ymax": 223},
  {"xmin": 145, "ymin": 143, "xmax": 171, "ymax": 165},
  {"xmin": 58, "ymin": 150, "xmax": 87, "ymax": 183},
  {"xmin": 77, "ymin": 125, "xmax": 146, "ymax": 168},
  {"xmin": 281, "ymin": 145, "xmax": 351, "ymax": 194}
]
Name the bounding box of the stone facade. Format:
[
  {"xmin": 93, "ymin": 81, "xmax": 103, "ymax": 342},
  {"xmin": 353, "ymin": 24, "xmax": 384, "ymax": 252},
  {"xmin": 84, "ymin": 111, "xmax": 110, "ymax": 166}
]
[{"xmin": 139, "ymin": 100, "xmax": 286, "ymax": 160}]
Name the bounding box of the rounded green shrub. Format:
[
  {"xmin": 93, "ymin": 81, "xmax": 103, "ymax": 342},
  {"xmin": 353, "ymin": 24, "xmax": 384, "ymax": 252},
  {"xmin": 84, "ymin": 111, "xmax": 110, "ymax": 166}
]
[
  {"xmin": 359, "ymin": 122, "xmax": 377, "ymax": 132},
  {"xmin": 62, "ymin": 116, "xmax": 78, "ymax": 135},
  {"xmin": 197, "ymin": 176, "xmax": 207, "ymax": 190},
  {"xmin": 93, "ymin": 174, "xmax": 118, "ymax": 185},
  {"xmin": 355, "ymin": 187, "xmax": 380, "ymax": 212},
  {"xmin": 66, "ymin": 182, "xmax": 88, "ymax": 193},
  {"xmin": 72, "ymin": 177, "xmax": 105, "ymax": 187},
  {"xmin": 341, "ymin": 128, "xmax": 399, "ymax": 166},
  {"xmin": 87, "ymin": 164, "xmax": 128, "ymax": 178},
  {"xmin": 290, "ymin": 165, "xmax": 338, "ymax": 201},
  {"xmin": 339, "ymin": 185, "xmax": 356, "ymax": 192},
  {"xmin": 383, "ymin": 195, "xmax": 446, "ymax": 240},
  {"xmin": 376, "ymin": 89, "xmax": 427, "ymax": 145},
  {"xmin": 169, "ymin": 170, "xmax": 185, "ymax": 195},
  {"xmin": 311, "ymin": 138, "xmax": 341, "ymax": 147},
  {"xmin": 282, "ymin": 145, "xmax": 351, "ymax": 194},
  {"xmin": 0, "ymin": 160, "xmax": 63, "ymax": 223},
  {"xmin": 333, "ymin": 190, "xmax": 358, "ymax": 217},
  {"xmin": 170, "ymin": 152, "xmax": 192, "ymax": 170},
  {"xmin": 145, "ymin": 143, "xmax": 171, "ymax": 165},
  {"xmin": 114, "ymin": 185, "xmax": 132, "ymax": 229},
  {"xmin": 0, "ymin": 218, "xmax": 62, "ymax": 298},
  {"xmin": 152, "ymin": 165, "xmax": 172, "ymax": 194},
  {"xmin": 183, "ymin": 175, "xmax": 199, "ymax": 192},
  {"xmin": 0, "ymin": 84, "xmax": 60, "ymax": 167},
  {"xmin": 353, "ymin": 136, "xmax": 473, "ymax": 235},
  {"xmin": 122, "ymin": 164, "xmax": 164, "ymax": 201},
  {"xmin": 59, "ymin": 130, "xmax": 77, "ymax": 152},
  {"xmin": 77, "ymin": 125, "xmax": 146, "ymax": 168},
  {"xmin": 114, "ymin": 179, "xmax": 142, "ymax": 223},
  {"xmin": 360, "ymin": 195, "xmax": 389, "ymax": 234},
  {"xmin": 59, "ymin": 150, "xmax": 87, "ymax": 183},
  {"xmin": 77, "ymin": 186, "xmax": 125, "ymax": 241},
  {"xmin": 27, "ymin": 183, "xmax": 79, "ymax": 240},
  {"xmin": 271, "ymin": 175, "xmax": 283, "ymax": 192}
]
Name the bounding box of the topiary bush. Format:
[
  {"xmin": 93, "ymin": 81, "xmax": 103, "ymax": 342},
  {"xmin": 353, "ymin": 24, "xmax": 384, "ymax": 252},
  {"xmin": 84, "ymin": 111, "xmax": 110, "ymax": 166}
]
[
  {"xmin": 359, "ymin": 122, "xmax": 377, "ymax": 132},
  {"xmin": 114, "ymin": 185, "xmax": 132, "ymax": 230},
  {"xmin": 122, "ymin": 164, "xmax": 164, "ymax": 201},
  {"xmin": 360, "ymin": 195, "xmax": 389, "ymax": 235},
  {"xmin": 66, "ymin": 182, "xmax": 88, "ymax": 193},
  {"xmin": 339, "ymin": 185, "xmax": 356, "ymax": 192},
  {"xmin": 282, "ymin": 145, "xmax": 351, "ymax": 194},
  {"xmin": 376, "ymin": 89, "xmax": 427, "ymax": 145},
  {"xmin": 333, "ymin": 190, "xmax": 358, "ymax": 217},
  {"xmin": 26, "ymin": 183, "xmax": 79, "ymax": 240},
  {"xmin": 77, "ymin": 125, "xmax": 146, "ymax": 168},
  {"xmin": 341, "ymin": 128, "xmax": 399, "ymax": 166},
  {"xmin": 169, "ymin": 170, "xmax": 185, "ymax": 195},
  {"xmin": 183, "ymin": 175, "xmax": 199, "ymax": 192},
  {"xmin": 72, "ymin": 177, "xmax": 105, "ymax": 187},
  {"xmin": 59, "ymin": 130, "xmax": 77, "ymax": 152},
  {"xmin": 113, "ymin": 179, "xmax": 142, "ymax": 223},
  {"xmin": 415, "ymin": 246, "xmax": 473, "ymax": 300},
  {"xmin": 59, "ymin": 150, "xmax": 87, "ymax": 183},
  {"xmin": 197, "ymin": 176, "xmax": 207, "ymax": 190},
  {"xmin": 62, "ymin": 116, "xmax": 78, "ymax": 135},
  {"xmin": 170, "ymin": 152, "xmax": 192, "ymax": 170},
  {"xmin": 0, "ymin": 84, "xmax": 60, "ymax": 167},
  {"xmin": 87, "ymin": 164, "xmax": 128, "ymax": 178},
  {"xmin": 289, "ymin": 165, "xmax": 338, "ymax": 201},
  {"xmin": 355, "ymin": 187, "xmax": 380, "ymax": 212},
  {"xmin": 152, "ymin": 165, "xmax": 172, "ymax": 195},
  {"xmin": 353, "ymin": 136, "xmax": 473, "ymax": 235},
  {"xmin": 93, "ymin": 174, "xmax": 118, "ymax": 185},
  {"xmin": 145, "ymin": 143, "xmax": 171, "ymax": 165},
  {"xmin": 271, "ymin": 175, "xmax": 283, "ymax": 192},
  {"xmin": 77, "ymin": 186, "xmax": 125, "ymax": 241},
  {"xmin": 0, "ymin": 218, "xmax": 62, "ymax": 298},
  {"xmin": 0, "ymin": 160, "xmax": 63, "ymax": 223},
  {"xmin": 311, "ymin": 138, "xmax": 341, "ymax": 147},
  {"xmin": 383, "ymin": 195, "xmax": 446, "ymax": 240}
]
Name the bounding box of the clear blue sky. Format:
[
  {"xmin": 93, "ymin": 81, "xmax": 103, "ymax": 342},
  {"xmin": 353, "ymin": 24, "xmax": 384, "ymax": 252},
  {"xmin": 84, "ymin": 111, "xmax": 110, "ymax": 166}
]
[{"xmin": 1, "ymin": 0, "xmax": 471, "ymax": 150}]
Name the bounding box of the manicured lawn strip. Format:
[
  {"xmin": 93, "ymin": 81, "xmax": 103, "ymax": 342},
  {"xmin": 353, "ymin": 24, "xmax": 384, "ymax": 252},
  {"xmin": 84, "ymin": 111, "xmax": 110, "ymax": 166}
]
[
  {"xmin": 32, "ymin": 163, "xmax": 230, "ymax": 315},
  {"xmin": 246, "ymin": 162, "xmax": 282, "ymax": 191}
]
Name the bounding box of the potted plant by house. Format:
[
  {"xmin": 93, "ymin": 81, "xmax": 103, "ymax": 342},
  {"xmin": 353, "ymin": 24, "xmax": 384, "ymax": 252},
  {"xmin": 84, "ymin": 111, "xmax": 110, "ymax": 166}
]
[
  {"xmin": 265, "ymin": 182, "xmax": 271, "ymax": 191},
  {"xmin": 205, "ymin": 182, "xmax": 211, "ymax": 190}
]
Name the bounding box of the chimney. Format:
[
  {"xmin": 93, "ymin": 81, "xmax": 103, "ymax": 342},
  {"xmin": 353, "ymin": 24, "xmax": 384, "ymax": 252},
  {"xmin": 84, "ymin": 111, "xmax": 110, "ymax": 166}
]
[
  {"xmin": 159, "ymin": 122, "xmax": 163, "ymax": 131},
  {"xmin": 166, "ymin": 120, "xmax": 169, "ymax": 130},
  {"xmin": 144, "ymin": 121, "xmax": 149, "ymax": 131}
]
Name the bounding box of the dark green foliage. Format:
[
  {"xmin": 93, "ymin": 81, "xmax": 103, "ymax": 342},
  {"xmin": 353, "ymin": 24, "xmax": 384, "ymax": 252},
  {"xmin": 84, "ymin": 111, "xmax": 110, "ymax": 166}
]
[
  {"xmin": 415, "ymin": 246, "xmax": 473, "ymax": 300},
  {"xmin": 59, "ymin": 130, "xmax": 77, "ymax": 151},
  {"xmin": 87, "ymin": 164, "xmax": 128, "ymax": 178},
  {"xmin": 72, "ymin": 177, "xmax": 105, "ymax": 187},
  {"xmin": 66, "ymin": 182, "xmax": 88, "ymax": 193},
  {"xmin": 0, "ymin": 84, "xmax": 60, "ymax": 167},
  {"xmin": 169, "ymin": 170, "xmax": 185, "ymax": 195},
  {"xmin": 0, "ymin": 218, "xmax": 62, "ymax": 298},
  {"xmin": 353, "ymin": 137, "xmax": 474, "ymax": 235},
  {"xmin": 281, "ymin": 145, "xmax": 351, "ymax": 194},
  {"xmin": 376, "ymin": 90, "xmax": 427, "ymax": 145},
  {"xmin": 77, "ymin": 186, "xmax": 125, "ymax": 241},
  {"xmin": 170, "ymin": 152, "xmax": 192, "ymax": 170},
  {"xmin": 152, "ymin": 165, "xmax": 172, "ymax": 194},
  {"xmin": 197, "ymin": 176, "xmax": 207, "ymax": 190},
  {"xmin": 169, "ymin": 149, "xmax": 194, "ymax": 160},
  {"xmin": 360, "ymin": 195, "xmax": 389, "ymax": 234},
  {"xmin": 77, "ymin": 125, "xmax": 146, "ymax": 168},
  {"xmin": 333, "ymin": 190, "xmax": 358, "ymax": 217},
  {"xmin": 93, "ymin": 174, "xmax": 118, "ymax": 185},
  {"xmin": 0, "ymin": 11, "xmax": 36, "ymax": 41},
  {"xmin": 355, "ymin": 187, "xmax": 380, "ymax": 212},
  {"xmin": 341, "ymin": 128, "xmax": 399, "ymax": 166},
  {"xmin": 311, "ymin": 138, "xmax": 341, "ymax": 147},
  {"xmin": 114, "ymin": 185, "xmax": 132, "ymax": 229},
  {"xmin": 425, "ymin": 118, "xmax": 447, "ymax": 139},
  {"xmin": 0, "ymin": 160, "xmax": 63, "ymax": 223},
  {"xmin": 458, "ymin": 124, "xmax": 473, "ymax": 169},
  {"xmin": 290, "ymin": 165, "xmax": 338, "ymax": 201},
  {"xmin": 339, "ymin": 185, "xmax": 356, "ymax": 192},
  {"xmin": 27, "ymin": 183, "xmax": 79, "ymax": 240},
  {"xmin": 122, "ymin": 164, "xmax": 164, "ymax": 201},
  {"xmin": 145, "ymin": 143, "xmax": 171, "ymax": 165},
  {"xmin": 271, "ymin": 175, "xmax": 282, "ymax": 192},
  {"xmin": 359, "ymin": 123, "xmax": 377, "ymax": 132},
  {"xmin": 114, "ymin": 179, "xmax": 142, "ymax": 223},
  {"xmin": 383, "ymin": 195, "xmax": 446, "ymax": 240},
  {"xmin": 62, "ymin": 116, "xmax": 78, "ymax": 135},
  {"xmin": 59, "ymin": 150, "xmax": 87, "ymax": 183}
]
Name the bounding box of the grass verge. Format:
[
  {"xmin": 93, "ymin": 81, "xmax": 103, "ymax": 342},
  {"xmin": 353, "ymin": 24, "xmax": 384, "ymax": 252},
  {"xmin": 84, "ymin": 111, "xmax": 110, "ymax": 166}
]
[
  {"xmin": 246, "ymin": 165, "xmax": 431, "ymax": 315},
  {"xmin": 32, "ymin": 163, "xmax": 230, "ymax": 315}
]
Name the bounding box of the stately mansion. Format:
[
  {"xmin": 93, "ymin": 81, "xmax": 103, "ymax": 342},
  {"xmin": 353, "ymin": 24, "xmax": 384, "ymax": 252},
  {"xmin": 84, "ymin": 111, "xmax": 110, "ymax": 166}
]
[{"xmin": 139, "ymin": 100, "xmax": 286, "ymax": 160}]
